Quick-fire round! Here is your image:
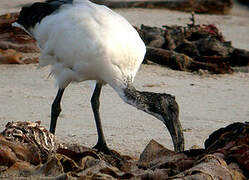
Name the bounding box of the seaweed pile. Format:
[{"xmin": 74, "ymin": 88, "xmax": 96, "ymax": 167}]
[
  {"xmin": 137, "ymin": 15, "xmax": 249, "ymax": 74},
  {"xmin": 0, "ymin": 121, "xmax": 248, "ymax": 179}
]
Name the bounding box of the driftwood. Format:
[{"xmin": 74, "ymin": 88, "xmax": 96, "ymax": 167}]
[
  {"xmin": 92, "ymin": 0, "xmax": 233, "ymax": 14},
  {"xmin": 138, "ymin": 22, "xmax": 249, "ymax": 74},
  {"xmin": 0, "ymin": 121, "xmax": 248, "ymax": 179},
  {"xmin": 146, "ymin": 47, "xmax": 233, "ymax": 73}
]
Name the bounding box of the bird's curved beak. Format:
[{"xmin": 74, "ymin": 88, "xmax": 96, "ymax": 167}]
[
  {"xmin": 12, "ymin": 22, "xmax": 25, "ymax": 30},
  {"xmin": 12, "ymin": 22, "xmax": 32, "ymax": 36},
  {"xmin": 161, "ymin": 97, "xmax": 184, "ymax": 152},
  {"xmin": 162, "ymin": 113, "xmax": 184, "ymax": 152}
]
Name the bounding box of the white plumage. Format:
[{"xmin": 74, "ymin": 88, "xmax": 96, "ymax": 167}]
[{"xmin": 35, "ymin": 0, "xmax": 146, "ymax": 92}]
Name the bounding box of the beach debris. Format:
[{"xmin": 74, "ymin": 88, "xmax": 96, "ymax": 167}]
[
  {"xmin": 205, "ymin": 122, "xmax": 249, "ymax": 175},
  {"xmin": 92, "ymin": 0, "xmax": 233, "ymax": 14},
  {"xmin": 0, "ymin": 13, "xmax": 39, "ymax": 64},
  {"xmin": 145, "ymin": 46, "xmax": 233, "ymax": 74},
  {"xmin": 138, "ymin": 22, "xmax": 249, "ymax": 73},
  {"xmin": 1, "ymin": 121, "xmax": 57, "ymax": 163},
  {"xmin": 0, "ymin": 121, "xmax": 248, "ymax": 179}
]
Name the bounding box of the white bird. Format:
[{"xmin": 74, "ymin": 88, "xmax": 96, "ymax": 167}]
[{"xmin": 13, "ymin": 0, "xmax": 184, "ymax": 154}]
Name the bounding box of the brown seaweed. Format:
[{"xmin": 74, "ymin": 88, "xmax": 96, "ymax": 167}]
[
  {"xmin": 139, "ymin": 22, "xmax": 249, "ymax": 73},
  {"xmin": 0, "ymin": 121, "xmax": 248, "ymax": 179}
]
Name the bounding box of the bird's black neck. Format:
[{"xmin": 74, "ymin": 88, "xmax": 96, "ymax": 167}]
[
  {"xmin": 122, "ymin": 85, "xmax": 173, "ymax": 119},
  {"xmin": 122, "ymin": 85, "xmax": 184, "ymax": 152}
]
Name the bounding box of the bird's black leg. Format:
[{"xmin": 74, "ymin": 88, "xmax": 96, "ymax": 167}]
[
  {"xmin": 50, "ymin": 88, "xmax": 64, "ymax": 134},
  {"xmin": 91, "ymin": 83, "xmax": 111, "ymax": 154}
]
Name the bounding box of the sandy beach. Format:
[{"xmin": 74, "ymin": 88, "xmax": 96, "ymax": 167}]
[{"xmin": 0, "ymin": 0, "xmax": 249, "ymax": 157}]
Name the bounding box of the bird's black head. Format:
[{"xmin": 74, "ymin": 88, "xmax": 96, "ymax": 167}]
[
  {"xmin": 142, "ymin": 92, "xmax": 184, "ymax": 152},
  {"xmin": 15, "ymin": 0, "xmax": 74, "ymax": 33},
  {"xmin": 124, "ymin": 87, "xmax": 185, "ymax": 152},
  {"xmin": 15, "ymin": 3, "xmax": 55, "ymax": 32}
]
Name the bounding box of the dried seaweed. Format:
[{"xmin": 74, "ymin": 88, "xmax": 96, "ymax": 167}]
[
  {"xmin": 0, "ymin": 121, "xmax": 248, "ymax": 179},
  {"xmin": 139, "ymin": 22, "xmax": 249, "ymax": 73}
]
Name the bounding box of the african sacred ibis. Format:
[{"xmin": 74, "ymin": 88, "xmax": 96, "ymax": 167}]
[{"xmin": 13, "ymin": 0, "xmax": 184, "ymax": 154}]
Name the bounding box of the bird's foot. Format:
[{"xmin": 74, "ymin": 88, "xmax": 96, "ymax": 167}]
[
  {"xmin": 93, "ymin": 142, "xmax": 112, "ymax": 155},
  {"xmin": 93, "ymin": 142, "xmax": 126, "ymax": 167}
]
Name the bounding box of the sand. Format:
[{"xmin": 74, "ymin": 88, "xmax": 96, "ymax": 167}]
[{"xmin": 0, "ymin": 0, "xmax": 249, "ymax": 157}]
